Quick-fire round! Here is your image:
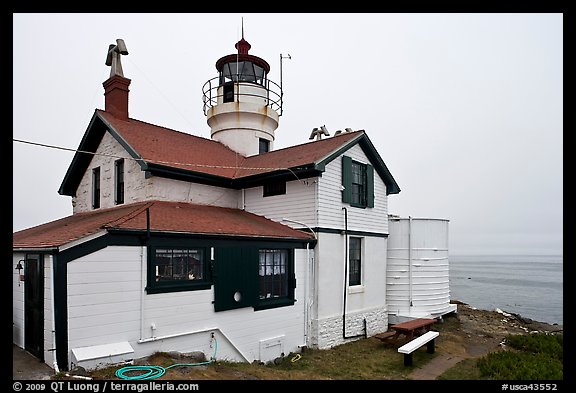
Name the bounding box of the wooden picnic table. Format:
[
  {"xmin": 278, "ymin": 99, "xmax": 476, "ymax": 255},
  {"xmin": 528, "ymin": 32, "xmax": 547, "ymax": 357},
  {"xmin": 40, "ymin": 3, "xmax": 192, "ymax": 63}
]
[{"xmin": 390, "ymin": 318, "xmax": 436, "ymax": 340}]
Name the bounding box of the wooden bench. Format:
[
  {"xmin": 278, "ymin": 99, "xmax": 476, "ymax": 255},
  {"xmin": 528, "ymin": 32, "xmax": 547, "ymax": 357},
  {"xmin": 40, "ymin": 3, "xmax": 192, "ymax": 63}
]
[{"xmin": 397, "ymin": 330, "xmax": 439, "ymax": 366}]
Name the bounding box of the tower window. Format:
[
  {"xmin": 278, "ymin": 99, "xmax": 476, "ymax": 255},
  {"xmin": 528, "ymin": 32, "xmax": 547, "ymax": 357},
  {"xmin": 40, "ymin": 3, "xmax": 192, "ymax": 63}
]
[
  {"xmin": 259, "ymin": 138, "xmax": 270, "ymax": 154},
  {"xmin": 223, "ymin": 82, "xmax": 234, "ymax": 103}
]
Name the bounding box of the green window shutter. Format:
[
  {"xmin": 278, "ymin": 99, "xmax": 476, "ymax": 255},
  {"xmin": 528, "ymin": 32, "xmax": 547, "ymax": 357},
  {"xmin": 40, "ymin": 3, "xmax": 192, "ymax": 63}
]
[
  {"xmin": 342, "ymin": 156, "xmax": 352, "ymax": 203},
  {"xmin": 213, "ymin": 247, "xmax": 258, "ymax": 312},
  {"xmin": 366, "ymin": 164, "xmax": 375, "ymax": 208}
]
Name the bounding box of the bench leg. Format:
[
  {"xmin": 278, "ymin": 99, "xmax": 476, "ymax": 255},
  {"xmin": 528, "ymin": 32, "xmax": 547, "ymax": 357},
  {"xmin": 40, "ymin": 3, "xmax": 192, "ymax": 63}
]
[
  {"xmin": 426, "ymin": 339, "xmax": 435, "ymax": 354},
  {"xmin": 403, "ymin": 353, "xmax": 413, "ymax": 366}
]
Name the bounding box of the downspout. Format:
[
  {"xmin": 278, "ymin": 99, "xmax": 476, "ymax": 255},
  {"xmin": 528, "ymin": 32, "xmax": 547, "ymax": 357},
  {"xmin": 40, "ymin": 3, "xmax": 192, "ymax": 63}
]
[
  {"xmin": 140, "ymin": 208, "xmax": 151, "ymax": 341},
  {"xmin": 342, "ymin": 207, "xmax": 367, "ymax": 340},
  {"xmin": 50, "ymin": 255, "xmax": 60, "ymax": 373},
  {"xmin": 408, "ymin": 216, "xmax": 413, "ymax": 310},
  {"xmin": 281, "ymin": 218, "xmax": 316, "ymax": 348},
  {"xmin": 139, "ymin": 245, "xmax": 145, "ymax": 341}
]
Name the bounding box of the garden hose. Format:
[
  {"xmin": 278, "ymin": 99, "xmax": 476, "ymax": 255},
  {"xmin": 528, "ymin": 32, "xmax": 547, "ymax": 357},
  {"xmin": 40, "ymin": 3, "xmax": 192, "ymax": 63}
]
[{"xmin": 115, "ymin": 337, "xmax": 218, "ymax": 380}]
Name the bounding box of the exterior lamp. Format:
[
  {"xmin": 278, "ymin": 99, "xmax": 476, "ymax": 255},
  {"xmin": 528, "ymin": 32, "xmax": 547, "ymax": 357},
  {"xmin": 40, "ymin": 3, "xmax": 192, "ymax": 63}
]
[{"xmin": 15, "ymin": 260, "xmax": 24, "ymax": 286}]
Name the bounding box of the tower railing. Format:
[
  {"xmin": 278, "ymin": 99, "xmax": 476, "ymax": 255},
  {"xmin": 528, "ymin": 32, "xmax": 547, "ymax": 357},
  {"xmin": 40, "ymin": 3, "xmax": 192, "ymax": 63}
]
[{"xmin": 202, "ymin": 77, "xmax": 283, "ymax": 116}]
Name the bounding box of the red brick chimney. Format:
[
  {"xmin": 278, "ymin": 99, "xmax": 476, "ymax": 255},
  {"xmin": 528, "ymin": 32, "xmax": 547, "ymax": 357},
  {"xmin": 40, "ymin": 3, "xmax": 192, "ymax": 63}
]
[{"xmin": 103, "ymin": 75, "xmax": 131, "ymax": 120}]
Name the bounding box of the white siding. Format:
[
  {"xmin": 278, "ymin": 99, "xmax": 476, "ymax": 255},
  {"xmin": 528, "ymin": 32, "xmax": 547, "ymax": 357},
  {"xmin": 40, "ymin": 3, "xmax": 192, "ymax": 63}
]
[
  {"xmin": 66, "ymin": 246, "xmax": 308, "ymax": 369},
  {"xmin": 317, "ymin": 144, "xmax": 389, "ymax": 234},
  {"xmin": 73, "ymin": 132, "xmax": 239, "ymax": 213},
  {"xmin": 311, "ymin": 232, "xmax": 389, "ymax": 348},
  {"xmin": 243, "ymin": 179, "xmax": 317, "ymax": 228}
]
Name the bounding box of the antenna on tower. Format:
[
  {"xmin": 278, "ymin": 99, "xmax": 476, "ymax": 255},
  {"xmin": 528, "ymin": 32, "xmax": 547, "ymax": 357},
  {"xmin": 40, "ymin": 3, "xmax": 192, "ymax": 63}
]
[{"xmin": 280, "ymin": 53, "xmax": 291, "ymax": 116}]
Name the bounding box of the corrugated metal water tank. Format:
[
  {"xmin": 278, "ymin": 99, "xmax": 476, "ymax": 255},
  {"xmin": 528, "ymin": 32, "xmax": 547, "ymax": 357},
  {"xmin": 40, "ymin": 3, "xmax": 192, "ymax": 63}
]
[{"xmin": 386, "ymin": 216, "xmax": 457, "ymax": 323}]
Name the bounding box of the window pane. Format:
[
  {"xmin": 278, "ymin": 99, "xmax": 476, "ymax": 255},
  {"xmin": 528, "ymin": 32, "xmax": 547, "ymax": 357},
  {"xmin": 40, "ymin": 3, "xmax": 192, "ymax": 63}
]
[
  {"xmin": 155, "ymin": 249, "xmax": 172, "ymax": 281},
  {"xmin": 154, "ymin": 248, "xmax": 204, "ymax": 283},
  {"xmin": 349, "ymin": 238, "xmax": 362, "ymax": 286},
  {"xmin": 259, "ymin": 249, "xmax": 289, "ymax": 300}
]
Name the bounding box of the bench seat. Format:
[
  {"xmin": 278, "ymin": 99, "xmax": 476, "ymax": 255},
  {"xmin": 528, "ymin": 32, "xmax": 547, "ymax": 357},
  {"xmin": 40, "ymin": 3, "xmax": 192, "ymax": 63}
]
[{"xmin": 397, "ymin": 330, "xmax": 439, "ymax": 366}]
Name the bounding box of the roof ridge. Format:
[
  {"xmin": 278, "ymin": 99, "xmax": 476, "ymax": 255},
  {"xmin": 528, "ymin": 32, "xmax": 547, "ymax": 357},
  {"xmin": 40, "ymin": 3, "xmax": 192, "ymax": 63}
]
[
  {"xmin": 245, "ymin": 129, "xmax": 364, "ymax": 157},
  {"xmin": 97, "ymin": 109, "xmax": 238, "ymax": 149},
  {"xmin": 102, "ymin": 201, "xmax": 155, "ymax": 229}
]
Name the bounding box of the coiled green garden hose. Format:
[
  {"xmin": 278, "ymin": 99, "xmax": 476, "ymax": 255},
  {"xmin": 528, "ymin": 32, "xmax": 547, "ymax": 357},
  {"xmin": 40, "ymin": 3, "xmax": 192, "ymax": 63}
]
[{"xmin": 115, "ymin": 338, "xmax": 218, "ymax": 380}]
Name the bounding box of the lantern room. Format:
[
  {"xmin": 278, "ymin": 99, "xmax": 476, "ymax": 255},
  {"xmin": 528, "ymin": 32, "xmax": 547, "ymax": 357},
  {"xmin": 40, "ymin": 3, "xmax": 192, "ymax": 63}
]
[{"xmin": 203, "ymin": 34, "xmax": 282, "ymax": 157}]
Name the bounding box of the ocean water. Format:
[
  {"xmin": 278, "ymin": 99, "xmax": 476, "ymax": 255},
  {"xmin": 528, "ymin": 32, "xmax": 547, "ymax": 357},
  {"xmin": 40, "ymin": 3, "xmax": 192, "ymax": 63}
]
[{"xmin": 449, "ymin": 255, "xmax": 563, "ymax": 325}]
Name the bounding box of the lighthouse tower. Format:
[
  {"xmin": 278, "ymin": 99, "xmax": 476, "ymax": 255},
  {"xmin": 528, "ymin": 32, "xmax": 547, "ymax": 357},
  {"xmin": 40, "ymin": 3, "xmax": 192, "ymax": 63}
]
[{"xmin": 202, "ymin": 32, "xmax": 282, "ymax": 157}]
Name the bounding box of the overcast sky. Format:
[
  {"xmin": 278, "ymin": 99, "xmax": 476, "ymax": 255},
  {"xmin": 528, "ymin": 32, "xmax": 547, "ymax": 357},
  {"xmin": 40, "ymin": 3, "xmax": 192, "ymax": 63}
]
[{"xmin": 12, "ymin": 13, "xmax": 563, "ymax": 255}]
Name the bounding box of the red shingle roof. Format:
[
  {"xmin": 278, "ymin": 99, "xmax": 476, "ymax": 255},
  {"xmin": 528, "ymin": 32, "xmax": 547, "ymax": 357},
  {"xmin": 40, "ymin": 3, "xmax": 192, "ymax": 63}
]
[
  {"xmin": 97, "ymin": 110, "xmax": 362, "ymax": 179},
  {"xmin": 13, "ymin": 200, "xmax": 313, "ymax": 249}
]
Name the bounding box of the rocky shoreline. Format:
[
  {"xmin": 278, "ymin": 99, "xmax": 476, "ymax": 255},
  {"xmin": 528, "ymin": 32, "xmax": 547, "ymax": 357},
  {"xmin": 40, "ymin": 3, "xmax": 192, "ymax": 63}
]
[{"xmin": 436, "ymin": 300, "xmax": 563, "ymax": 361}]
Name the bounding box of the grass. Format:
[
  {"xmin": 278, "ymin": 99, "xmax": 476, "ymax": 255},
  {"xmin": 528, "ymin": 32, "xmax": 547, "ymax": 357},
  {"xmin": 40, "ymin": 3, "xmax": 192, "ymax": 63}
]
[
  {"xmin": 438, "ymin": 333, "xmax": 563, "ymax": 380},
  {"xmin": 89, "ymin": 336, "xmax": 438, "ymax": 380}
]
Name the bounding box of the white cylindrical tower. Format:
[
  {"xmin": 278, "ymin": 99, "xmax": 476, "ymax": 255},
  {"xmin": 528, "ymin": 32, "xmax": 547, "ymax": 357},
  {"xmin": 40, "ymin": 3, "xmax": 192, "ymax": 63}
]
[
  {"xmin": 386, "ymin": 216, "xmax": 457, "ymax": 324},
  {"xmin": 202, "ymin": 34, "xmax": 282, "ymax": 157}
]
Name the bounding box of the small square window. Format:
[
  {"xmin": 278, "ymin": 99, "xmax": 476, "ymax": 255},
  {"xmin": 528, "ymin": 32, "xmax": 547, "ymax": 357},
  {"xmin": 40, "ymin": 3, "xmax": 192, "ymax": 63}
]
[
  {"xmin": 263, "ymin": 181, "xmax": 286, "ymax": 197},
  {"xmin": 259, "ymin": 138, "xmax": 270, "ymax": 154}
]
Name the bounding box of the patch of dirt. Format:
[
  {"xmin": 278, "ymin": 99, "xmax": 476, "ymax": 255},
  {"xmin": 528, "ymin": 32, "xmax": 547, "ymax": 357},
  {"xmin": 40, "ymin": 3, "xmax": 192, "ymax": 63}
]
[{"xmin": 442, "ymin": 300, "xmax": 562, "ymax": 358}]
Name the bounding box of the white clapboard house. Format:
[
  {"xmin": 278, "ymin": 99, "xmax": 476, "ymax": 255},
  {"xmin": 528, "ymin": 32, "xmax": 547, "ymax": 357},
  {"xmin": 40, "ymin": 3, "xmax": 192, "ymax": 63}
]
[{"xmin": 12, "ymin": 35, "xmax": 452, "ymax": 372}]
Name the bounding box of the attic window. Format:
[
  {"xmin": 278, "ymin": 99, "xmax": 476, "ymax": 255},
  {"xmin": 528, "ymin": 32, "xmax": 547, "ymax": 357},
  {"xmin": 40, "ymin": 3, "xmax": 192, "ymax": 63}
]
[
  {"xmin": 263, "ymin": 181, "xmax": 286, "ymax": 197},
  {"xmin": 341, "ymin": 156, "xmax": 374, "ymax": 208},
  {"xmin": 114, "ymin": 159, "xmax": 124, "ymax": 205},
  {"xmin": 92, "ymin": 167, "xmax": 100, "ymax": 209}
]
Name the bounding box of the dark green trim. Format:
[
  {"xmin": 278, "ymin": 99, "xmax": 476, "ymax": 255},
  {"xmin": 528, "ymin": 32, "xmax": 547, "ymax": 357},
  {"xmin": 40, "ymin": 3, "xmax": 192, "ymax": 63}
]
[
  {"xmin": 107, "ymin": 228, "xmax": 315, "ymax": 248},
  {"xmin": 254, "ymin": 298, "xmax": 296, "ymax": 311},
  {"xmin": 146, "ymin": 246, "xmax": 213, "ymax": 294},
  {"xmin": 58, "ymin": 114, "xmax": 105, "ymax": 196},
  {"xmin": 52, "ymin": 253, "xmax": 68, "ymax": 371},
  {"xmin": 366, "ymin": 164, "xmax": 375, "ymax": 208},
  {"xmin": 317, "ymin": 133, "xmax": 365, "ymax": 171},
  {"xmin": 144, "ymin": 162, "xmax": 235, "ymax": 189},
  {"xmin": 342, "ymin": 156, "xmax": 352, "ymax": 203},
  {"xmin": 98, "ymin": 114, "xmax": 147, "ymax": 171},
  {"xmin": 146, "ymin": 282, "xmax": 212, "ymax": 294},
  {"xmin": 295, "ymin": 227, "xmax": 389, "ymax": 238}
]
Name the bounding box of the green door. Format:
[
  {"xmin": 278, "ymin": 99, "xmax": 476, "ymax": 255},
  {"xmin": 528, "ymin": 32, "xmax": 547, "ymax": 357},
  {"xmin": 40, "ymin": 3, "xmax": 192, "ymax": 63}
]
[
  {"xmin": 24, "ymin": 254, "xmax": 44, "ymax": 360},
  {"xmin": 213, "ymin": 247, "xmax": 258, "ymax": 312}
]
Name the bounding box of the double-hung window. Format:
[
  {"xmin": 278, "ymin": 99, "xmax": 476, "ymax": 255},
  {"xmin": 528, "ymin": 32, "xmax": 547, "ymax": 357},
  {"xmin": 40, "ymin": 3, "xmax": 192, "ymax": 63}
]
[
  {"xmin": 257, "ymin": 249, "xmax": 295, "ymax": 310},
  {"xmin": 341, "ymin": 156, "xmax": 374, "ymax": 208},
  {"xmin": 348, "ymin": 237, "xmax": 362, "ymax": 286}
]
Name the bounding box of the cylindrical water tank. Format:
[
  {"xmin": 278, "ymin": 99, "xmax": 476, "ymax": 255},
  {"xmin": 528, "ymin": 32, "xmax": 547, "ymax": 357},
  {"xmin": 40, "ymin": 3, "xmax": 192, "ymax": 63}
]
[{"xmin": 386, "ymin": 216, "xmax": 455, "ymax": 321}]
